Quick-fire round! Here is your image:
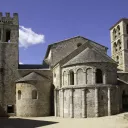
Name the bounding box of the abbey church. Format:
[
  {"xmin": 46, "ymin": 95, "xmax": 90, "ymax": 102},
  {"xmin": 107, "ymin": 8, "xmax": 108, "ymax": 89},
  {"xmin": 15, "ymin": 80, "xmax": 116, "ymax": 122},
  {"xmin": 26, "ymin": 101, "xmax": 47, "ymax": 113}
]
[{"xmin": 0, "ymin": 12, "xmax": 128, "ymax": 118}]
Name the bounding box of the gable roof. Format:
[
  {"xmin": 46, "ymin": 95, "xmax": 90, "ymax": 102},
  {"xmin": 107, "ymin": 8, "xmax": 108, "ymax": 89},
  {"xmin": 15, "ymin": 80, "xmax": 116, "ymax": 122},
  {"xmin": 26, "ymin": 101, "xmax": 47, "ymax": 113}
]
[
  {"xmin": 16, "ymin": 72, "xmax": 49, "ymax": 83},
  {"xmin": 44, "ymin": 36, "xmax": 108, "ymax": 59},
  {"xmin": 63, "ymin": 46, "xmax": 116, "ymax": 67}
]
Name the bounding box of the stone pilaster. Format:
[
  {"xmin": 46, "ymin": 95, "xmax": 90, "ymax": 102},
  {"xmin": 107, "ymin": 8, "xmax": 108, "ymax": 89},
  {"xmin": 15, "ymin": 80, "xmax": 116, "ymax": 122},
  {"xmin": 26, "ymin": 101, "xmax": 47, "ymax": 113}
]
[
  {"xmin": 74, "ymin": 73, "xmax": 77, "ymax": 85},
  {"xmin": 70, "ymin": 88, "xmax": 73, "ymax": 118},
  {"xmin": 84, "ymin": 72, "xmax": 87, "ymax": 85},
  {"xmin": 54, "ymin": 89, "xmax": 57, "ymax": 117},
  {"xmin": 108, "ymin": 87, "xmax": 111, "ymax": 116},
  {"xmin": 93, "ymin": 68, "xmax": 96, "ymax": 84},
  {"xmin": 62, "ymin": 89, "xmax": 64, "ymax": 117},
  {"xmin": 95, "ymin": 88, "xmax": 99, "ymax": 117},
  {"xmin": 103, "ymin": 70, "xmax": 107, "ymax": 84},
  {"xmin": 68, "ymin": 73, "xmax": 70, "ymax": 85},
  {"xmin": 82, "ymin": 89, "xmax": 86, "ymax": 118}
]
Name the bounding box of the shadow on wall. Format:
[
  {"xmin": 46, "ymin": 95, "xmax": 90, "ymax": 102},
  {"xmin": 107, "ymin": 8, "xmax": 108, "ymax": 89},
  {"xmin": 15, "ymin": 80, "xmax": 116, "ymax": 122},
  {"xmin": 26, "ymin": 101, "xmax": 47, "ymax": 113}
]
[
  {"xmin": 51, "ymin": 84, "xmax": 55, "ymax": 116},
  {"xmin": 0, "ymin": 117, "xmax": 58, "ymax": 128},
  {"xmin": 0, "ymin": 105, "xmax": 9, "ymax": 117}
]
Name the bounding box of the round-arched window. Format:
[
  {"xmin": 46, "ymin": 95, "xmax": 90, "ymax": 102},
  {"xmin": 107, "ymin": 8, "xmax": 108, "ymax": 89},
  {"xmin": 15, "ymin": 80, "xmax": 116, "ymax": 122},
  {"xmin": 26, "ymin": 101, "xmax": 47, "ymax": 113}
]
[
  {"xmin": 18, "ymin": 90, "xmax": 21, "ymax": 100},
  {"xmin": 32, "ymin": 90, "xmax": 38, "ymax": 99}
]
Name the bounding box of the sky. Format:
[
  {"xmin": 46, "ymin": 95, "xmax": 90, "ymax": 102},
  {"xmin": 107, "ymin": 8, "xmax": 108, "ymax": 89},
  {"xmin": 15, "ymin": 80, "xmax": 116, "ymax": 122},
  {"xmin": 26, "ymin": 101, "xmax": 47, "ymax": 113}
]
[{"xmin": 1, "ymin": 0, "xmax": 128, "ymax": 64}]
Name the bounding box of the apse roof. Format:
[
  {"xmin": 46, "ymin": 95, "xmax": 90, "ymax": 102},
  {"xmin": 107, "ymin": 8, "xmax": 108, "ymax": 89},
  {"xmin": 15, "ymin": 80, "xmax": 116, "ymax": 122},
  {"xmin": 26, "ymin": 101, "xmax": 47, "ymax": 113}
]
[
  {"xmin": 63, "ymin": 47, "xmax": 116, "ymax": 67},
  {"xmin": 16, "ymin": 72, "xmax": 49, "ymax": 83}
]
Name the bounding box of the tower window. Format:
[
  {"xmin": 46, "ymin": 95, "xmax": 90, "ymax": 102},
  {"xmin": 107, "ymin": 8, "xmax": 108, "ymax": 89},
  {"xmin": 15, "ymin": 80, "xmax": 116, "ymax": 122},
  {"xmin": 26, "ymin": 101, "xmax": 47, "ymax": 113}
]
[
  {"xmin": 113, "ymin": 28, "xmax": 116, "ymax": 40},
  {"xmin": 113, "ymin": 42, "xmax": 117, "ymax": 52},
  {"xmin": 117, "ymin": 25, "xmax": 120, "ymax": 35},
  {"xmin": 5, "ymin": 29, "xmax": 11, "ymax": 42},
  {"xmin": 0, "ymin": 29, "xmax": 1, "ymax": 40},
  {"xmin": 116, "ymin": 56, "xmax": 119, "ymax": 63}
]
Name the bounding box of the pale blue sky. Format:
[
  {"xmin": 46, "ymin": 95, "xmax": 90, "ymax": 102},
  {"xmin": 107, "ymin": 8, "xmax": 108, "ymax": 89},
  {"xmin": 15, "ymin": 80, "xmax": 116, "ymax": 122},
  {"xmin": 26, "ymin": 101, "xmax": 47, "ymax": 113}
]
[{"xmin": 1, "ymin": 0, "xmax": 127, "ymax": 64}]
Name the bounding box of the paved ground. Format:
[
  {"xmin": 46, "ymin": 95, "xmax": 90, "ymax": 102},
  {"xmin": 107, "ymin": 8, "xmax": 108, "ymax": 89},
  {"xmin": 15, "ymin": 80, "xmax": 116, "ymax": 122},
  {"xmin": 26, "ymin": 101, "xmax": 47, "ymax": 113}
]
[{"xmin": 0, "ymin": 113, "xmax": 128, "ymax": 128}]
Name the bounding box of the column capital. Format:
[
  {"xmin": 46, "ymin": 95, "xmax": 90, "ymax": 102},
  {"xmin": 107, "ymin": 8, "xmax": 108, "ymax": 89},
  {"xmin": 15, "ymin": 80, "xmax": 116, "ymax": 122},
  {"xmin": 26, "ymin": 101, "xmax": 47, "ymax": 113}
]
[{"xmin": 82, "ymin": 88, "xmax": 86, "ymax": 91}]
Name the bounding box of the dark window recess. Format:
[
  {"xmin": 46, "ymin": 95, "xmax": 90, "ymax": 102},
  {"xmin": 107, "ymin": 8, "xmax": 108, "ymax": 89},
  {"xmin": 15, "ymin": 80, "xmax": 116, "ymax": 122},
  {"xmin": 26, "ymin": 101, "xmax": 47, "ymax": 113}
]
[
  {"xmin": 0, "ymin": 68, "xmax": 3, "ymax": 72},
  {"xmin": 0, "ymin": 29, "xmax": 1, "ymax": 40},
  {"xmin": 7, "ymin": 105, "xmax": 14, "ymax": 113},
  {"xmin": 5, "ymin": 30, "xmax": 11, "ymax": 42},
  {"xmin": 96, "ymin": 69, "xmax": 103, "ymax": 84},
  {"xmin": 127, "ymin": 24, "xmax": 128, "ymax": 34},
  {"xmin": 18, "ymin": 90, "xmax": 21, "ymax": 100},
  {"xmin": 69, "ymin": 71, "xmax": 74, "ymax": 85},
  {"xmin": 101, "ymin": 95, "xmax": 103, "ymax": 100},
  {"xmin": 32, "ymin": 90, "xmax": 38, "ymax": 99}
]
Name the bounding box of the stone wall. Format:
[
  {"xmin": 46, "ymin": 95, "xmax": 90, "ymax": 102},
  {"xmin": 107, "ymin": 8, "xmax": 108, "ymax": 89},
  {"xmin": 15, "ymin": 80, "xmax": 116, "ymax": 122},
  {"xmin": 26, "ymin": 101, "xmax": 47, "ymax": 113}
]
[
  {"xmin": 46, "ymin": 36, "xmax": 107, "ymax": 67},
  {"xmin": 56, "ymin": 85, "xmax": 119, "ymax": 118}
]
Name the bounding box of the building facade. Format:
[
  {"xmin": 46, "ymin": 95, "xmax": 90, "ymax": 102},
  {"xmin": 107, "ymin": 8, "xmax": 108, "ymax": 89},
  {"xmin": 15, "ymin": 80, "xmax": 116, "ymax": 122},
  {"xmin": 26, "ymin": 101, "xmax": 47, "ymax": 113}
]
[{"xmin": 0, "ymin": 12, "xmax": 128, "ymax": 117}]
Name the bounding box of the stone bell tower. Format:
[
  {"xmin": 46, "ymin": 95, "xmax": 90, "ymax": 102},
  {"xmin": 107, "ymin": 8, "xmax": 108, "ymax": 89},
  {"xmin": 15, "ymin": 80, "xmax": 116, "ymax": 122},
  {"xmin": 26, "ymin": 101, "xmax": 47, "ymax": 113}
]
[
  {"xmin": 0, "ymin": 12, "xmax": 19, "ymax": 116},
  {"xmin": 110, "ymin": 18, "xmax": 128, "ymax": 72}
]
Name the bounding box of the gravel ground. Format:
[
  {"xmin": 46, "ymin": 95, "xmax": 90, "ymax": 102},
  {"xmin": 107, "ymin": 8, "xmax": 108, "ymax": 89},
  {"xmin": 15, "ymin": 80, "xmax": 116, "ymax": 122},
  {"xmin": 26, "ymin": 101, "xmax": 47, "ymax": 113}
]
[{"xmin": 0, "ymin": 113, "xmax": 128, "ymax": 128}]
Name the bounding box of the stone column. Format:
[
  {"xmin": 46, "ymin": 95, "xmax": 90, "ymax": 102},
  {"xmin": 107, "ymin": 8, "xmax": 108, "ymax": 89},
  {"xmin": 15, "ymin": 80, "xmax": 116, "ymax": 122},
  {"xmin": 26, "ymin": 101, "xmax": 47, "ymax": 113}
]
[
  {"xmin": 54, "ymin": 89, "xmax": 57, "ymax": 117},
  {"xmin": 84, "ymin": 72, "xmax": 87, "ymax": 85},
  {"xmin": 93, "ymin": 68, "xmax": 96, "ymax": 84},
  {"xmin": 70, "ymin": 88, "xmax": 74, "ymax": 118},
  {"xmin": 95, "ymin": 88, "xmax": 99, "ymax": 117},
  {"xmin": 82, "ymin": 89, "xmax": 86, "ymax": 118},
  {"xmin": 103, "ymin": 70, "xmax": 107, "ymax": 84},
  {"xmin": 74, "ymin": 72, "xmax": 77, "ymax": 85},
  {"xmin": 68, "ymin": 73, "xmax": 69, "ymax": 85},
  {"xmin": 108, "ymin": 87, "xmax": 111, "ymax": 116},
  {"xmin": 62, "ymin": 89, "xmax": 64, "ymax": 117}
]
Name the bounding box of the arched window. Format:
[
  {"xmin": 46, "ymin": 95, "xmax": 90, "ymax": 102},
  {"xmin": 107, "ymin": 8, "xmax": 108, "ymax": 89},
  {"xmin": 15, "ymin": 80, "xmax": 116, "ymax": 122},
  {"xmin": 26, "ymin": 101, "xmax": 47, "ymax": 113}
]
[
  {"xmin": 63, "ymin": 71, "xmax": 67, "ymax": 86},
  {"xmin": 69, "ymin": 70, "xmax": 74, "ymax": 85},
  {"xmin": 77, "ymin": 69, "xmax": 85, "ymax": 85},
  {"xmin": 113, "ymin": 28, "xmax": 116, "ymax": 40},
  {"xmin": 117, "ymin": 25, "xmax": 120, "ymax": 35},
  {"xmin": 116, "ymin": 56, "xmax": 119, "ymax": 63},
  {"xmin": 32, "ymin": 90, "xmax": 38, "ymax": 99},
  {"xmin": 113, "ymin": 42, "xmax": 117, "ymax": 52},
  {"xmin": 18, "ymin": 90, "xmax": 21, "ymax": 100},
  {"xmin": 96, "ymin": 69, "xmax": 103, "ymax": 84},
  {"xmin": 117, "ymin": 40, "xmax": 121, "ymax": 50}
]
